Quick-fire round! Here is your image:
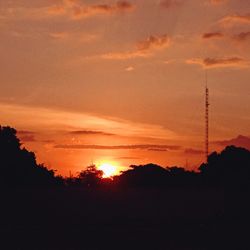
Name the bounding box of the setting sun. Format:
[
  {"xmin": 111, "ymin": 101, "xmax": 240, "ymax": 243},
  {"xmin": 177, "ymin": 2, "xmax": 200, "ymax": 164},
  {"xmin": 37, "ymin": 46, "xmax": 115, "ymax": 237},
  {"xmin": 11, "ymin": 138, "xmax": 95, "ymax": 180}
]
[{"xmin": 98, "ymin": 163, "xmax": 118, "ymax": 178}]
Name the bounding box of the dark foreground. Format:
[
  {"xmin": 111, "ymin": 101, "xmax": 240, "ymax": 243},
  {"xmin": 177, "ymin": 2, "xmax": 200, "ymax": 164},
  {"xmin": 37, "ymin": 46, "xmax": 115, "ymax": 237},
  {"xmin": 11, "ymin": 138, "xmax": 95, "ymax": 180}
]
[{"xmin": 0, "ymin": 186, "xmax": 249, "ymax": 250}]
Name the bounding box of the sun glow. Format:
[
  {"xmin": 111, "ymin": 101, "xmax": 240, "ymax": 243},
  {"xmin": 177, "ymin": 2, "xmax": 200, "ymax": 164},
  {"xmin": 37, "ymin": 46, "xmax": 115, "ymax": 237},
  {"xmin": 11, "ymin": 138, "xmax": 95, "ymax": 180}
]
[{"xmin": 98, "ymin": 163, "xmax": 118, "ymax": 178}]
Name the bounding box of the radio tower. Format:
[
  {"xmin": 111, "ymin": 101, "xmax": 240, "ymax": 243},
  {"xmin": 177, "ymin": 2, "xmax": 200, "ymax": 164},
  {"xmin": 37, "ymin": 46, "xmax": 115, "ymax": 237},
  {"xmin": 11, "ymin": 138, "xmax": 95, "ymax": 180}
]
[{"xmin": 205, "ymin": 74, "xmax": 209, "ymax": 162}]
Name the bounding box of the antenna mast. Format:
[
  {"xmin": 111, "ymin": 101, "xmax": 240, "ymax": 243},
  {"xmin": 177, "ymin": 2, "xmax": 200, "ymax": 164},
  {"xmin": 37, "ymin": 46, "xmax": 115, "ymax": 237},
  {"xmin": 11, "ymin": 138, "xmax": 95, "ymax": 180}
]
[{"xmin": 205, "ymin": 73, "xmax": 209, "ymax": 162}]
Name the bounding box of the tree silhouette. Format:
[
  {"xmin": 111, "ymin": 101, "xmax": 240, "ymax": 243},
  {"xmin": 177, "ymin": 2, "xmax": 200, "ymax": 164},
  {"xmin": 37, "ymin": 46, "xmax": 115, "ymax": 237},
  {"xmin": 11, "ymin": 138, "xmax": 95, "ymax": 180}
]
[
  {"xmin": 113, "ymin": 163, "xmax": 199, "ymax": 187},
  {"xmin": 0, "ymin": 125, "xmax": 61, "ymax": 186},
  {"xmin": 114, "ymin": 163, "xmax": 169, "ymax": 187},
  {"xmin": 199, "ymin": 145, "xmax": 250, "ymax": 187},
  {"xmin": 3, "ymin": 125, "xmax": 250, "ymax": 190},
  {"xmin": 77, "ymin": 164, "xmax": 103, "ymax": 187}
]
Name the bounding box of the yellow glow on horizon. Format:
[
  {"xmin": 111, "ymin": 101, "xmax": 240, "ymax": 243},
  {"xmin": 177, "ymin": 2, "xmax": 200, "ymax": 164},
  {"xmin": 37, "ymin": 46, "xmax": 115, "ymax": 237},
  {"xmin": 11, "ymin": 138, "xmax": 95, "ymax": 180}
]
[{"xmin": 98, "ymin": 163, "xmax": 118, "ymax": 178}]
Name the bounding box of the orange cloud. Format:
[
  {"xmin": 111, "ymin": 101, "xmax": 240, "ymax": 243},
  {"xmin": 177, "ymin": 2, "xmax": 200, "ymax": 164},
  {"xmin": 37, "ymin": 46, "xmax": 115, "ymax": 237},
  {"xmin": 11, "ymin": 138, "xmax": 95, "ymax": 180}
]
[
  {"xmin": 49, "ymin": 32, "xmax": 69, "ymax": 39},
  {"xmin": 233, "ymin": 31, "xmax": 250, "ymax": 41},
  {"xmin": 214, "ymin": 135, "xmax": 250, "ymax": 150},
  {"xmin": 47, "ymin": 0, "xmax": 135, "ymax": 20},
  {"xmin": 54, "ymin": 144, "xmax": 181, "ymax": 151},
  {"xmin": 101, "ymin": 34, "xmax": 170, "ymax": 60},
  {"xmin": 184, "ymin": 148, "xmax": 204, "ymax": 155},
  {"xmin": 47, "ymin": 5, "xmax": 66, "ymax": 15},
  {"xmin": 219, "ymin": 13, "xmax": 250, "ymax": 26},
  {"xmin": 101, "ymin": 50, "xmax": 149, "ymax": 60},
  {"xmin": 202, "ymin": 32, "xmax": 224, "ymax": 39},
  {"xmin": 0, "ymin": 1, "xmax": 134, "ymax": 21},
  {"xmin": 49, "ymin": 31, "xmax": 98, "ymax": 43},
  {"xmin": 0, "ymin": 103, "xmax": 176, "ymax": 140},
  {"xmin": 202, "ymin": 31, "xmax": 250, "ymax": 43},
  {"xmin": 19, "ymin": 135, "xmax": 36, "ymax": 142},
  {"xmin": 210, "ymin": 0, "xmax": 227, "ymax": 5},
  {"xmin": 137, "ymin": 34, "xmax": 170, "ymax": 51},
  {"xmin": 116, "ymin": 156, "xmax": 141, "ymax": 160},
  {"xmin": 17, "ymin": 130, "xmax": 36, "ymax": 135},
  {"xmin": 159, "ymin": 0, "xmax": 183, "ymax": 8},
  {"xmin": 68, "ymin": 130, "xmax": 115, "ymax": 136},
  {"xmin": 187, "ymin": 57, "xmax": 249, "ymax": 68},
  {"xmin": 125, "ymin": 66, "xmax": 135, "ymax": 71}
]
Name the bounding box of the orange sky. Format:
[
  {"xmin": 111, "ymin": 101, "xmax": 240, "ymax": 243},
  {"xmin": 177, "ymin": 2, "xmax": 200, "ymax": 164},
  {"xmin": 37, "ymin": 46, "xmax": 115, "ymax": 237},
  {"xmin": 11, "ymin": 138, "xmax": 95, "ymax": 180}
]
[{"xmin": 0, "ymin": 0, "xmax": 250, "ymax": 176}]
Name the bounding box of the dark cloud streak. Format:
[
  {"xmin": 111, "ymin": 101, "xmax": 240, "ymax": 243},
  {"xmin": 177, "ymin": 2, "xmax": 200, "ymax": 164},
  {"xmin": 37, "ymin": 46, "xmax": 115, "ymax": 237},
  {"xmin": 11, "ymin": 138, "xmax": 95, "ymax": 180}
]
[
  {"xmin": 184, "ymin": 148, "xmax": 204, "ymax": 155},
  {"xmin": 116, "ymin": 156, "xmax": 141, "ymax": 160},
  {"xmin": 69, "ymin": 130, "xmax": 115, "ymax": 136},
  {"xmin": 55, "ymin": 144, "xmax": 181, "ymax": 151},
  {"xmin": 202, "ymin": 32, "xmax": 223, "ymax": 39},
  {"xmin": 234, "ymin": 31, "xmax": 250, "ymax": 41},
  {"xmin": 148, "ymin": 148, "xmax": 168, "ymax": 152},
  {"xmin": 20, "ymin": 135, "xmax": 36, "ymax": 142},
  {"xmin": 214, "ymin": 135, "xmax": 250, "ymax": 150},
  {"xmin": 187, "ymin": 57, "xmax": 248, "ymax": 68},
  {"xmin": 102, "ymin": 34, "xmax": 170, "ymax": 60},
  {"xmin": 17, "ymin": 130, "xmax": 36, "ymax": 135},
  {"xmin": 48, "ymin": 0, "xmax": 135, "ymax": 20}
]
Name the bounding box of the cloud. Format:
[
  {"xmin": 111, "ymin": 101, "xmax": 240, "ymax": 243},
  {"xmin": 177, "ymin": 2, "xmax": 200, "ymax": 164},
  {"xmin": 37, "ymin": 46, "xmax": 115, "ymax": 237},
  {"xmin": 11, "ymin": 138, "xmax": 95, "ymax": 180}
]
[
  {"xmin": 202, "ymin": 30, "xmax": 250, "ymax": 43},
  {"xmin": 17, "ymin": 130, "xmax": 36, "ymax": 135},
  {"xmin": 233, "ymin": 31, "xmax": 250, "ymax": 41},
  {"xmin": 125, "ymin": 66, "xmax": 135, "ymax": 71},
  {"xmin": 116, "ymin": 156, "xmax": 141, "ymax": 160},
  {"xmin": 214, "ymin": 135, "xmax": 250, "ymax": 150},
  {"xmin": 0, "ymin": 0, "xmax": 134, "ymax": 22},
  {"xmin": 210, "ymin": 0, "xmax": 227, "ymax": 5},
  {"xmin": 202, "ymin": 32, "xmax": 224, "ymax": 39},
  {"xmin": 159, "ymin": 0, "xmax": 183, "ymax": 8},
  {"xmin": 163, "ymin": 59, "xmax": 175, "ymax": 64},
  {"xmin": 184, "ymin": 148, "xmax": 204, "ymax": 155},
  {"xmin": 47, "ymin": 5, "xmax": 66, "ymax": 16},
  {"xmin": 0, "ymin": 6, "xmax": 46, "ymax": 21},
  {"xmin": 49, "ymin": 31, "xmax": 99, "ymax": 44},
  {"xmin": 42, "ymin": 140, "xmax": 55, "ymax": 144},
  {"xmin": 101, "ymin": 34, "xmax": 170, "ymax": 60},
  {"xmin": 186, "ymin": 57, "xmax": 249, "ymax": 68},
  {"xmin": 17, "ymin": 130, "xmax": 37, "ymax": 142},
  {"xmin": 148, "ymin": 148, "xmax": 168, "ymax": 152},
  {"xmin": 19, "ymin": 135, "xmax": 36, "ymax": 142},
  {"xmin": 0, "ymin": 103, "xmax": 177, "ymax": 141},
  {"xmin": 219, "ymin": 13, "xmax": 250, "ymax": 26},
  {"xmin": 137, "ymin": 34, "xmax": 170, "ymax": 51},
  {"xmin": 54, "ymin": 144, "xmax": 181, "ymax": 151},
  {"xmin": 68, "ymin": 130, "xmax": 115, "ymax": 136},
  {"xmin": 49, "ymin": 32, "xmax": 69, "ymax": 40},
  {"xmin": 101, "ymin": 50, "xmax": 149, "ymax": 60},
  {"xmin": 47, "ymin": 0, "xmax": 135, "ymax": 20}
]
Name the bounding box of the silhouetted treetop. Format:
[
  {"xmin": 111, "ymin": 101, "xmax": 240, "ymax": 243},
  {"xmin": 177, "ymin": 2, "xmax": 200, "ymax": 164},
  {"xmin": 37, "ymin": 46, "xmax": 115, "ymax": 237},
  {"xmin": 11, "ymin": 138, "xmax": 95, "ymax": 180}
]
[
  {"xmin": 113, "ymin": 163, "xmax": 197, "ymax": 187},
  {"xmin": 77, "ymin": 165, "xmax": 103, "ymax": 187},
  {"xmin": 0, "ymin": 125, "xmax": 61, "ymax": 186},
  {"xmin": 0, "ymin": 126, "xmax": 21, "ymax": 155},
  {"xmin": 199, "ymin": 145, "xmax": 250, "ymax": 186},
  {"xmin": 2, "ymin": 125, "xmax": 250, "ymax": 190}
]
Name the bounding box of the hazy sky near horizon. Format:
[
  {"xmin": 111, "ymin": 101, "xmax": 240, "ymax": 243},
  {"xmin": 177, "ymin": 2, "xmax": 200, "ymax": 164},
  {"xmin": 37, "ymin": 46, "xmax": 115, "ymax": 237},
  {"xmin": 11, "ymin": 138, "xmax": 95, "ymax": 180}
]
[{"xmin": 0, "ymin": 0, "xmax": 250, "ymax": 175}]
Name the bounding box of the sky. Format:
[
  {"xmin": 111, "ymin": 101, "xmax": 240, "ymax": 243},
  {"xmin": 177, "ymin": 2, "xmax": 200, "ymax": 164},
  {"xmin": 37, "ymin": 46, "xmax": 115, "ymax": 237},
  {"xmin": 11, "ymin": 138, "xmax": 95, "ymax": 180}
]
[{"xmin": 0, "ymin": 0, "xmax": 250, "ymax": 176}]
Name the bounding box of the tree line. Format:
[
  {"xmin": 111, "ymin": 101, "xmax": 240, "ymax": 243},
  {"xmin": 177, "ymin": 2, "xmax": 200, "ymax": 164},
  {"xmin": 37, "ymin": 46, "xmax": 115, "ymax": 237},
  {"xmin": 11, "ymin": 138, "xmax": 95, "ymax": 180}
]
[{"xmin": 1, "ymin": 125, "xmax": 250, "ymax": 189}]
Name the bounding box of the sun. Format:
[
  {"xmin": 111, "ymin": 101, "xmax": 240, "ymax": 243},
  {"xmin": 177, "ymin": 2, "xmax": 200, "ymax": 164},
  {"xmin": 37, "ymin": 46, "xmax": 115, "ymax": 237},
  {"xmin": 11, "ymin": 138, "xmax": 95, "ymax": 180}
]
[{"xmin": 98, "ymin": 163, "xmax": 118, "ymax": 178}]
